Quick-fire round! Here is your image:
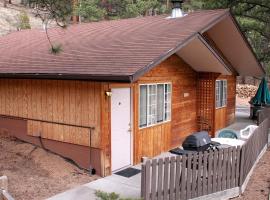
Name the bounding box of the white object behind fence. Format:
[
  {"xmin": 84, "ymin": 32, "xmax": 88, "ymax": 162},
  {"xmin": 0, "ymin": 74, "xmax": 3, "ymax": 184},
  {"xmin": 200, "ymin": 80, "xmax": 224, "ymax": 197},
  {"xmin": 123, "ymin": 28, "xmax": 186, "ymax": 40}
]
[
  {"xmin": 211, "ymin": 138, "xmax": 245, "ymax": 147},
  {"xmin": 240, "ymin": 125, "xmax": 258, "ymax": 140}
]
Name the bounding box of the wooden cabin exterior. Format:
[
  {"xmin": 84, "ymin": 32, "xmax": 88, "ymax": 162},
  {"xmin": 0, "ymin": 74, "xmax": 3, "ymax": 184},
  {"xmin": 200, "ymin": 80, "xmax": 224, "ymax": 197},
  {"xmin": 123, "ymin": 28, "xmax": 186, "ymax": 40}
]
[
  {"xmin": 0, "ymin": 55, "xmax": 240, "ymax": 176},
  {"xmin": 0, "ymin": 9, "xmax": 264, "ymax": 177}
]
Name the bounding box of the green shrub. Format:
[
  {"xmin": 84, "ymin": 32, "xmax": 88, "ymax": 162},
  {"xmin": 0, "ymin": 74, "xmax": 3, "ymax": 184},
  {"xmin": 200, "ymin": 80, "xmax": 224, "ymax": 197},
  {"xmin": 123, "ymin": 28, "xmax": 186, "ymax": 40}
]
[
  {"xmin": 95, "ymin": 191, "xmax": 142, "ymax": 200},
  {"xmin": 18, "ymin": 11, "xmax": 31, "ymax": 30}
]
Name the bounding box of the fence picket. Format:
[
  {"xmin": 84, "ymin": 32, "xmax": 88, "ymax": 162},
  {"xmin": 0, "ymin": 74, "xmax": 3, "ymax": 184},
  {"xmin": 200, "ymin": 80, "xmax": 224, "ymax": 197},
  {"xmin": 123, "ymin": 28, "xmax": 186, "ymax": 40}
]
[
  {"xmin": 169, "ymin": 157, "xmax": 176, "ymax": 200},
  {"xmin": 157, "ymin": 158, "xmax": 163, "ymax": 200},
  {"xmin": 222, "ymin": 148, "xmax": 228, "ymax": 190},
  {"xmin": 197, "ymin": 152, "xmax": 203, "ymax": 197},
  {"xmin": 151, "ymin": 159, "xmax": 157, "ymax": 200},
  {"xmin": 207, "ymin": 150, "xmax": 213, "ymax": 195},
  {"xmin": 231, "ymin": 147, "xmax": 236, "ymax": 188},
  {"xmin": 186, "ymin": 154, "xmax": 192, "ymax": 199},
  {"xmin": 191, "ymin": 154, "xmax": 198, "ymax": 198},
  {"xmin": 180, "ymin": 155, "xmax": 187, "ymax": 200},
  {"xmin": 164, "ymin": 157, "xmax": 170, "ymax": 200},
  {"xmin": 145, "ymin": 160, "xmax": 151, "ymax": 200},
  {"xmin": 175, "ymin": 156, "xmax": 181, "ymax": 200},
  {"xmin": 141, "ymin": 162, "xmax": 146, "ymax": 198},
  {"xmin": 235, "ymin": 146, "xmax": 241, "ymax": 186},
  {"xmin": 227, "ymin": 148, "xmax": 232, "ymax": 189},
  {"xmin": 212, "ymin": 150, "xmax": 218, "ymax": 193},
  {"xmin": 217, "ymin": 149, "xmax": 223, "ymax": 192},
  {"xmin": 202, "ymin": 151, "xmax": 208, "ymax": 196}
]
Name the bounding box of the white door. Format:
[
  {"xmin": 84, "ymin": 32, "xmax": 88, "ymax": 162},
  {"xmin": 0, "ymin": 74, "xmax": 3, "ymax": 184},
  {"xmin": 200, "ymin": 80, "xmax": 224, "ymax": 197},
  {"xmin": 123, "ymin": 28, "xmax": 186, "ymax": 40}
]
[{"xmin": 111, "ymin": 88, "xmax": 132, "ymax": 172}]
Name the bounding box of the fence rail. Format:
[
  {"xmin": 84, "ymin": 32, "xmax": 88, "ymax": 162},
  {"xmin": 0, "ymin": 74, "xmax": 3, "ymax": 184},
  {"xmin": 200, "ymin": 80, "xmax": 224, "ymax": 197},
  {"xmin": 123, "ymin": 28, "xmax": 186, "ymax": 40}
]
[{"xmin": 141, "ymin": 118, "xmax": 269, "ymax": 200}]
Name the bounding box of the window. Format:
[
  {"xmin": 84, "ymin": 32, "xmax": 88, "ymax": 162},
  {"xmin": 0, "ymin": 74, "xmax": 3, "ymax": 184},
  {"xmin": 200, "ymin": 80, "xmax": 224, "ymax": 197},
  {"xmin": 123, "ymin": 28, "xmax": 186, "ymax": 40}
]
[
  {"xmin": 139, "ymin": 83, "xmax": 172, "ymax": 128},
  {"xmin": 216, "ymin": 80, "xmax": 227, "ymax": 108}
]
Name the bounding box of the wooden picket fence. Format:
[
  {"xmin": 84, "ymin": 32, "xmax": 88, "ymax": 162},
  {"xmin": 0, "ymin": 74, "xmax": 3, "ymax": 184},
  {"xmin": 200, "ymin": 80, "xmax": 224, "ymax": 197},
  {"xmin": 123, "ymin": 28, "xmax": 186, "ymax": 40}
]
[
  {"xmin": 240, "ymin": 119, "xmax": 269, "ymax": 185},
  {"xmin": 141, "ymin": 118, "xmax": 269, "ymax": 200}
]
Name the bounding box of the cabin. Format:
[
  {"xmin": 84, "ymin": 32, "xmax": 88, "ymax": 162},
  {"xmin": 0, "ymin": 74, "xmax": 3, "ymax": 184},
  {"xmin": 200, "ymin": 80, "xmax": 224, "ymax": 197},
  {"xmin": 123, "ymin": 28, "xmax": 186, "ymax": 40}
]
[{"xmin": 0, "ymin": 9, "xmax": 264, "ymax": 177}]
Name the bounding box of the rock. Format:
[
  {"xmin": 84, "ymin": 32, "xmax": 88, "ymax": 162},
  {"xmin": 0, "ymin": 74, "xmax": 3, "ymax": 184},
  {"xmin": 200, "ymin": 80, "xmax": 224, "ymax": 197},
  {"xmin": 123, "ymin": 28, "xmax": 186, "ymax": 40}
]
[{"xmin": 237, "ymin": 84, "xmax": 258, "ymax": 99}]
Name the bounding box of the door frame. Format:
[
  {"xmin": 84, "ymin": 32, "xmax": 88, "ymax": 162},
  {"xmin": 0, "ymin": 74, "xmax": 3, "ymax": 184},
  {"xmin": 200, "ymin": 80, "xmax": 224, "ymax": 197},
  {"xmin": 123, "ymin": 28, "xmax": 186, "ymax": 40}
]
[{"xmin": 109, "ymin": 84, "xmax": 134, "ymax": 172}]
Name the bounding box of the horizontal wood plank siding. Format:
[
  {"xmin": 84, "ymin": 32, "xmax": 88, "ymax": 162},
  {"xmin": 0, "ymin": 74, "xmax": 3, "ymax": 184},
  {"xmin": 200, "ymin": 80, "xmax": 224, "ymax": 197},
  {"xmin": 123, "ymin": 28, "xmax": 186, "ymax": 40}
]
[
  {"xmin": 0, "ymin": 79, "xmax": 101, "ymax": 148},
  {"xmin": 134, "ymin": 55, "xmax": 198, "ymax": 163}
]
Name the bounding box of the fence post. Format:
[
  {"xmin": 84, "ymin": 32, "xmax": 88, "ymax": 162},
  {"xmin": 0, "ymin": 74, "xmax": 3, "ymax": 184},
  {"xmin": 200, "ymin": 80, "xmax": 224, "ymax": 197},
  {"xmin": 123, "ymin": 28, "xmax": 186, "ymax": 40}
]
[
  {"xmin": 239, "ymin": 145, "xmax": 245, "ymax": 191},
  {"xmin": 141, "ymin": 161, "xmax": 146, "ymax": 198}
]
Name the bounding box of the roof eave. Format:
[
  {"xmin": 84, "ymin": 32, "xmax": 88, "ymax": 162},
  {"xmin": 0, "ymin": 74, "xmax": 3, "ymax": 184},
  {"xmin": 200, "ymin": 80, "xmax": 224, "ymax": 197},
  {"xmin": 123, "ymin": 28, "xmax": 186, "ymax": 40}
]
[
  {"xmin": 228, "ymin": 10, "xmax": 265, "ymax": 75},
  {"xmin": 0, "ymin": 73, "xmax": 133, "ymax": 82}
]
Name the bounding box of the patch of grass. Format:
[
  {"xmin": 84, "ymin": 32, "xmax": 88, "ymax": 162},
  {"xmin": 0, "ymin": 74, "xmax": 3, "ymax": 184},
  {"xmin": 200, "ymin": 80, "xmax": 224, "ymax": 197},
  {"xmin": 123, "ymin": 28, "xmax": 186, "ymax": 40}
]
[
  {"xmin": 50, "ymin": 44, "xmax": 63, "ymax": 54},
  {"xmin": 95, "ymin": 191, "xmax": 142, "ymax": 200}
]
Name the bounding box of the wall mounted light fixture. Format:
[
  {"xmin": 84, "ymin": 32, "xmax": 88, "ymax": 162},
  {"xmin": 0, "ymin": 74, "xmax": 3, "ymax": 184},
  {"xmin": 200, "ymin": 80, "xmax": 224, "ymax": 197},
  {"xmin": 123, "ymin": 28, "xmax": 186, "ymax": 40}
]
[{"xmin": 105, "ymin": 91, "xmax": 112, "ymax": 97}]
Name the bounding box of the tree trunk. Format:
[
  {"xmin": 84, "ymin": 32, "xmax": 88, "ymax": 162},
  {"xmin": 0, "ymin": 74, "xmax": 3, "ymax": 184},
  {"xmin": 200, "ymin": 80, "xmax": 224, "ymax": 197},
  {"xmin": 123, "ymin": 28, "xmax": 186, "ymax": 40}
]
[{"xmin": 166, "ymin": 0, "xmax": 170, "ymax": 9}]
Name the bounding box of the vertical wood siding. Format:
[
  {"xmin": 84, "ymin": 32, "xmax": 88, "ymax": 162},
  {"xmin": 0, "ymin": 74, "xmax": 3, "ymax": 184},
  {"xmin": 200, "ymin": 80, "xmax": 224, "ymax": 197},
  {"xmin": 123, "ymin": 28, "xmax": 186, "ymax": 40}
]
[
  {"xmin": 214, "ymin": 75, "xmax": 236, "ymax": 132},
  {"xmin": 0, "ymin": 79, "xmax": 101, "ymax": 148},
  {"xmin": 133, "ymin": 55, "xmax": 198, "ymax": 164}
]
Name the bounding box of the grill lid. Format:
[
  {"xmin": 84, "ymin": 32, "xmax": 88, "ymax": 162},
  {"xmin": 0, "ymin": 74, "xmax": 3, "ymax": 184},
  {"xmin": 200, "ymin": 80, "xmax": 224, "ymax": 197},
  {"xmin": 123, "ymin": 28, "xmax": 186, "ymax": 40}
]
[{"xmin": 182, "ymin": 131, "xmax": 211, "ymax": 148}]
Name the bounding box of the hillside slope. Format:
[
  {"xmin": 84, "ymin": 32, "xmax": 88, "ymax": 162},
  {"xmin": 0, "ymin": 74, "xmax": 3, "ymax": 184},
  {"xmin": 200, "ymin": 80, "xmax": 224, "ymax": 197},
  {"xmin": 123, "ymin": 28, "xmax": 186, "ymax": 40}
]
[{"xmin": 0, "ymin": 0, "xmax": 54, "ymax": 36}]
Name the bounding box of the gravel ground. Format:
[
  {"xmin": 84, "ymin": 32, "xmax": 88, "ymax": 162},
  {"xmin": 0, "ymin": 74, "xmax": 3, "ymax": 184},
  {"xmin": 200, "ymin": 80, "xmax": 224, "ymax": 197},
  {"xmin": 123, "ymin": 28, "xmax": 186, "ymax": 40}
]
[
  {"xmin": 233, "ymin": 149, "xmax": 270, "ymax": 200},
  {"xmin": 0, "ymin": 134, "xmax": 99, "ymax": 200}
]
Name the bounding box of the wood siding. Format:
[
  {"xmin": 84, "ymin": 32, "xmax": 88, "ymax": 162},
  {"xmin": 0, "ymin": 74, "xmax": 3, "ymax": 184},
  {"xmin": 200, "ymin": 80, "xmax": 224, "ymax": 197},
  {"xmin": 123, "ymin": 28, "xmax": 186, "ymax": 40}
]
[
  {"xmin": 214, "ymin": 108, "xmax": 227, "ymax": 131},
  {"xmin": 133, "ymin": 55, "xmax": 198, "ymax": 163},
  {"xmin": 214, "ymin": 75, "xmax": 236, "ymax": 132},
  {"xmin": 0, "ymin": 79, "xmax": 101, "ymax": 148}
]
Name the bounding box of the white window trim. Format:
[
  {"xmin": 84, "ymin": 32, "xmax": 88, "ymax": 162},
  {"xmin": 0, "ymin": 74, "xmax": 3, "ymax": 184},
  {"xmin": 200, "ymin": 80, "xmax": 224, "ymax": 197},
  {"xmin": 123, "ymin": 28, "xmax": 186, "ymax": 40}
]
[
  {"xmin": 139, "ymin": 82, "xmax": 172, "ymax": 129},
  {"xmin": 216, "ymin": 79, "xmax": 227, "ymax": 109}
]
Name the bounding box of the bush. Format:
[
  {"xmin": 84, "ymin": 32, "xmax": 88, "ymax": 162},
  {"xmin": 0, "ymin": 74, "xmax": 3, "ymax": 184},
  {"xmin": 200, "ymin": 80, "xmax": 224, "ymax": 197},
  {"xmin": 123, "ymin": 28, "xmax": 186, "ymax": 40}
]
[
  {"xmin": 18, "ymin": 11, "xmax": 31, "ymax": 30},
  {"xmin": 95, "ymin": 191, "xmax": 142, "ymax": 200}
]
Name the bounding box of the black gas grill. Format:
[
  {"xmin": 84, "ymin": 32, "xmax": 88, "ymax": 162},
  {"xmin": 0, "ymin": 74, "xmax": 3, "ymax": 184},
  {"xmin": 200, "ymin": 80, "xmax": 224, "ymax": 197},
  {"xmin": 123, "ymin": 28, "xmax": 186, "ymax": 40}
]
[
  {"xmin": 182, "ymin": 131, "xmax": 211, "ymax": 152},
  {"xmin": 170, "ymin": 131, "xmax": 219, "ymax": 156}
]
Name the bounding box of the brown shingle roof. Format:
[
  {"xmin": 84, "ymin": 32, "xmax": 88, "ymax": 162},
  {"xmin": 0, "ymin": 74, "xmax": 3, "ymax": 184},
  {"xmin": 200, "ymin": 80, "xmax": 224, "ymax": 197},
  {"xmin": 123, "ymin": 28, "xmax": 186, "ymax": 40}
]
[{"xmin": 0, "ymin": 9, "xmax": 230, "ymax": 82}]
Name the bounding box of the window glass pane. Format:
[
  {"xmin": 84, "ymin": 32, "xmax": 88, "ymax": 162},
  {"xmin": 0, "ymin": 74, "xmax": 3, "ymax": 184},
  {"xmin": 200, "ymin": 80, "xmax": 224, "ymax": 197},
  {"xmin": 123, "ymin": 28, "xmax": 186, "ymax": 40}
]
[
  {"xmin": 157, "ymin": 84, "xmax": 164, "ymax": 122},
  {"xmin": 223, "ymin": 80, "xmax": 227, "ymax": 106},
  {"xmin": 139, "ymin": 85, "xmax": 147, "ymax": 127},
  {"xmin": 216, "ymin": 80, "xmax": 227, "ymax": 108},
  {"xmin": 216, "ymin": 81, "xmax": 220, "ymax": 108},
  {"xmin": 147, "ymin": 85, "xmax": 157, "ymax": 126},
  {"xmin": 220, "ymin": 81, "xmax": 224, "ymax": 107},
  {"xmin": 165, "ymin": 84, "xmax": 172, "ymax": 121}
]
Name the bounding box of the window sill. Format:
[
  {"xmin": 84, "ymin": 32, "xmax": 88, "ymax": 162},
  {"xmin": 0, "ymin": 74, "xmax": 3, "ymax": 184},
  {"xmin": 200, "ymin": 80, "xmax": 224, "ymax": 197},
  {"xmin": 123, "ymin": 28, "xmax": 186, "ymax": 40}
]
[
  {"xmin": 139, "ymin": 120, "xmax": 171, "ymax": 130},
  {"xmin": 216, "ymin": 106, "xmax": 227, "ymax": 110}
]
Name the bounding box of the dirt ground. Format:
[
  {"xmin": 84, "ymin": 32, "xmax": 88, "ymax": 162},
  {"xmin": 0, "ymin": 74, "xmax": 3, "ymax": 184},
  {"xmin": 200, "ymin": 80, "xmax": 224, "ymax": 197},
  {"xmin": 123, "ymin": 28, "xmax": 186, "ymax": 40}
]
[
  {"xmin": 0, "ymin": 134, "xmax": 99, "ymax": 200},
  {"xmin": 233, "ymin": 149, "xmax": 270, "ymax": 200},
  {"xmin": 0, "ymin": 0, "xmax": 55, "ymax": 36}
]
